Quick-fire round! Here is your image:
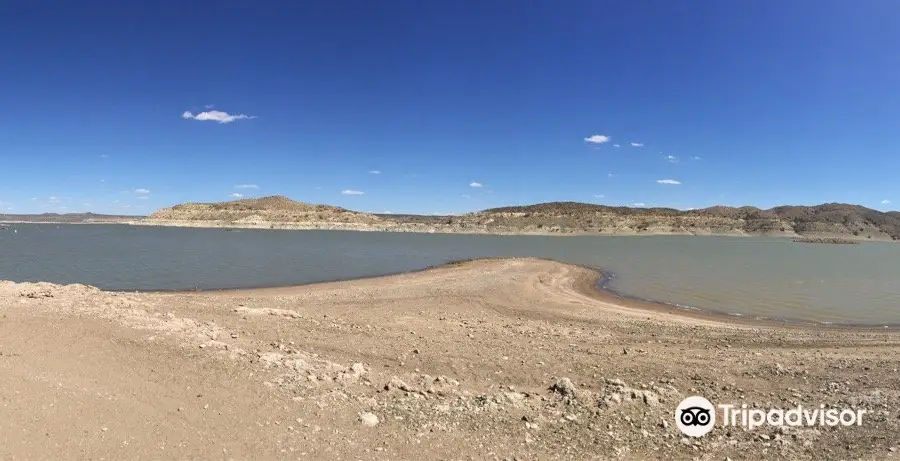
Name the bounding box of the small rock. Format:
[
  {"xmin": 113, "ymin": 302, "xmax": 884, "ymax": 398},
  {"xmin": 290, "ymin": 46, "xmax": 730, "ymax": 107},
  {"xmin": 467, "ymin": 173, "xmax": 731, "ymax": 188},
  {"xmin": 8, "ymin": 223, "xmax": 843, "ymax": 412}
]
[
  {"xmin": 550, "ymin": 378, "xmax": 577, "ymax": 400},
  {"xmin": 359, "ymin": 412, "xmax": 380, "ymax": 427}
]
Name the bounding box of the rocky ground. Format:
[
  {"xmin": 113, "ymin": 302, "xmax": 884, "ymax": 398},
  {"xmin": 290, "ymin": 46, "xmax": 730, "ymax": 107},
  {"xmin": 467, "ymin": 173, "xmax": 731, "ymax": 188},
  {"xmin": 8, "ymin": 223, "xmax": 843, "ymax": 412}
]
[{"xmin": 2, "ymin": 258, "xmax": 899, "ymax": 460}]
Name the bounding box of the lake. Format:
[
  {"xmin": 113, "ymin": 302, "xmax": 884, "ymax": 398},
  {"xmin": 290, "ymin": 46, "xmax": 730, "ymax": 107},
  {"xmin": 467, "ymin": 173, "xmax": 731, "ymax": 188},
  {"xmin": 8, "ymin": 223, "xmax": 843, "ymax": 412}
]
[{"xmin": 1, "ymin": 224, "xmax": 898, "ymax": 325}]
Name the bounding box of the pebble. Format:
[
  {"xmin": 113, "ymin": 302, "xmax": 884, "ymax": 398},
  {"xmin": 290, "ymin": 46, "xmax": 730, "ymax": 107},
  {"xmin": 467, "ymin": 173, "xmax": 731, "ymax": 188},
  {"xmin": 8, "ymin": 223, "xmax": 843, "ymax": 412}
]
[{"xmin": 359, "ymin": 412, "xmax": 380, "ymax": 427}]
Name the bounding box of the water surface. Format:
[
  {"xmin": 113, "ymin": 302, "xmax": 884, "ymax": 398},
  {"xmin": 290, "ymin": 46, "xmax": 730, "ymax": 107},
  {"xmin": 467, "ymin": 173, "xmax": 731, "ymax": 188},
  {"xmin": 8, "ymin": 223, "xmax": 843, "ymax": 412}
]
[{"xmin": 1, "ymin": 224, "xmax": 898, "ymax": 325}]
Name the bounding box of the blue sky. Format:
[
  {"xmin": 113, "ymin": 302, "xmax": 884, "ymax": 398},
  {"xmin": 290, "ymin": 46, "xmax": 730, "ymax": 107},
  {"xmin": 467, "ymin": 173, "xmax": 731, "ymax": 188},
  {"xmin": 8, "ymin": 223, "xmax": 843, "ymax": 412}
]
[{"xmin": 1, "ymin": 1, "xmax": 898, "ymax": 215}]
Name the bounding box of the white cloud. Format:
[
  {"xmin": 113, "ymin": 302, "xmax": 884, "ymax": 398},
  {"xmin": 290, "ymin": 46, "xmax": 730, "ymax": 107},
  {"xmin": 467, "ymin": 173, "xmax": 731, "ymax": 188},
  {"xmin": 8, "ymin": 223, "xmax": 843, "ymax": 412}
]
[
  {"xmin": 48, "ymin": 196, "xmax": 61, "ymax": 203},
  {"xmin": 613, "ymin": 144, "xmax": 620, "ymax": 148},
  {"xmin": 607, "ymin": 173, "xmax": 614, "ymax": 178},
  {"xmin": 134, "ymin": 188, "xmax": 150, "ymax": 194},
  {"xmin": 584, "ymin": 135, "xmax": 611, "ymax": 144},
  {"xmin": 691, "ymin": 156, "xmax": 701, "ymax": 160},
  {"xmin": 235, "ymin": 184, "xmax": 259, "ymax": 189},
  {"xmin": 593, "ymin": 194, "xmax": 605, "ymax": 198},
  {"xmin": 182, "ymin": 109, "xmax": 257, "ymax": 124},
  {"xmin": 881, "ymin": 199, "xmax": 891, "ymax": 204},
  {"xmin": 112, "ymin": 199, "xmax": 120, "ymax": 204},
  {"xmin": 137, "ymin": 196, "xmax": 149, "ymax": 200},
  {"xmin": 368, "ymin": 170, "xmax": 381, "ymax": 175},
  {"xmin": 469, "ymin": 181, "xmax": 483, "ymax": 188},
  {"xmin": 630, "ymin": 142, "xmax": 644, "ymax": 147},
  {"xmin": 230, "ymin": 193, "xmax": 244, "ymax": 198},
  {"xmin": 99, "ymin": 154, "xmax": 109, "ymax": 158},
  {"xmin": 656, "ymin": 179, "xmax": 681, "ymax": 185},
  {"xmin": 665, "ymin": 155, "xmax": 678, "ymax": 163},
  {"xmin": 461, "ymin": 194, "xmax": 473, "ymax": 199},
  {"xmin": 341, "ymin": 189, "xmax": 365, "ymax": 196},
  {"xmin": 633, "ymin": 202, "xmax": 646, "ymax": 207}
]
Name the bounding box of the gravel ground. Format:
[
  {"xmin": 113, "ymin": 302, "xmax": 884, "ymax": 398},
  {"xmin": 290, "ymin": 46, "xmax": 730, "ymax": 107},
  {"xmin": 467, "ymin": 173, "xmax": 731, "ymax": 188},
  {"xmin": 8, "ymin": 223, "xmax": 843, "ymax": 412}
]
[{"xmin": 1, "ymin": 258, "xmax": 898, "ymax": 460}]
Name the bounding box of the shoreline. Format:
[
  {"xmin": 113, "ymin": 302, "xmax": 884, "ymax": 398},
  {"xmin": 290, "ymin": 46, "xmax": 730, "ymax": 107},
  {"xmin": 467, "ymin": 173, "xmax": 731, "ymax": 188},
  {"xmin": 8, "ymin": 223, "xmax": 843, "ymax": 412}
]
[
  {"xmin": 2, "ymin": 257, "xmax": 900, "ymax": 459},
  {"xmin": 4, "ymin": 219, "xmax": 898, "ymax": 242},
  {"xmin": 70, "ymin": 256, "xmax": 900, "ymax": 331}
]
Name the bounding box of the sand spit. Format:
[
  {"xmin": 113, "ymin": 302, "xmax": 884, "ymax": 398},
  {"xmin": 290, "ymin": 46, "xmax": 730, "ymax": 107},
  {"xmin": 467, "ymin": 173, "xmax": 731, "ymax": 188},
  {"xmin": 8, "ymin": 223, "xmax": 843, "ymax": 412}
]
[{"xmin": 2, "ymin": 258, "xmax": 899, "ymax": 459}]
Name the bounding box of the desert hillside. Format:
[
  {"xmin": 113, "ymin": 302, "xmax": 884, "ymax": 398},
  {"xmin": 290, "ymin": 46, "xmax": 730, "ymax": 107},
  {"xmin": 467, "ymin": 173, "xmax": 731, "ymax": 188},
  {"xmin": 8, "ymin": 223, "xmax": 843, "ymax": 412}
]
[
  {"xmin": 146, "ymin": 196, "xmax": 900, "ymax": 240},
  {"xmin": 455, "ymin": 202, "xmax": 900, "ymax": 240},
  {"xmin": 149, "ymin": 195, "xmax": 384, "ymax": 226}
]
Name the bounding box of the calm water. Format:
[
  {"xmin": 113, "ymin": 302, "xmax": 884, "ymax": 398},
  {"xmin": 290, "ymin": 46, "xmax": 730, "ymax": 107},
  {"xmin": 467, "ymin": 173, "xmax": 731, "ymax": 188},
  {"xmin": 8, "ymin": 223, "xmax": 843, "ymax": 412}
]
[{"xmin": 1, "ymin": 224, "xmax": 899, "ymax": 325}]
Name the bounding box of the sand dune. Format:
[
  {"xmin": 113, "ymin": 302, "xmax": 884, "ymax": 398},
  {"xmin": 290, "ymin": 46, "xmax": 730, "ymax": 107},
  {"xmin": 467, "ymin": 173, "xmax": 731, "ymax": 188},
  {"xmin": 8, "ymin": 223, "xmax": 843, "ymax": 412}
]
[{"xmin": 1, "ymin": 258, "xmax": 898, "ymax": 459}]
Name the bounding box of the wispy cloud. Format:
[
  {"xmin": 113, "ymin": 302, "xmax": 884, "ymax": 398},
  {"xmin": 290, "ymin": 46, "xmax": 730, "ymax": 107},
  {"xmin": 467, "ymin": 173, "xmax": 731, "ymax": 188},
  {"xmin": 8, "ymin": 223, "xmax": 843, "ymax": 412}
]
[
  {"xmin": 235, "ymin": 184, "xmax": 259, "ymax": 189},
  {"xmin": 230, "ymin": 193, "xmax": 244, "ymax": 198},
  {"xmin": 461, "ymin": 194, "xmax": 473, "ymax": 199},
  {"xmin": 613, "ymin": 144, "xmax": 620, "ymax": 148},
  {"xmin": 630, "ymin": 142, "xmax": 644, "ymax": 147},
  {"xmin": 656, "ymin": 179, "xmax": 681, "ymax": 185},
  {"xmin": 48, "ymin": 196, "xmax": 62, "ymax": 203},
  {"xmin": 584, "ymin": 135, "xmax": 611, "ymax": 144},
  {"xmin": 137, "ymin": 196, "xmax": 149, "ymax": 200},
  {"xmin": 633, "ymin": 202, "xmax": 646, "ymax": 207},
  {"xmin": 881, "ymin": 199, "xmax": 891, "ymax": 205},
  {"xmin": 691, "ymin": 156, "xmax": 702, "ymax": 160},
  {"xmin": 134, "ymin": 188, "xmax": 150, "ymax": 194},
  {"xmin": 368, "ymin": 170, "xmax": 381, "ymax": 175},
  {"xmin": 469, "ymin": 181, "xmax": 483, "ymax": 188},
  {"xmin": 593, "ymin": 194, "xmax": 605, "ymax": 198},
  {"xmin": 665, "ymin": 155, "xmax": 678, "ymax": 163},
  {"xmin": 182, "ymin": 109, "xmax": 257, "ymax": 124},
  {"xmin": 99, "ymin": 154, "xmax": 109, "ymax": 159},
  {"xmin": 341, "ymin": 189, "xmax": 365, "ymax": 196}
]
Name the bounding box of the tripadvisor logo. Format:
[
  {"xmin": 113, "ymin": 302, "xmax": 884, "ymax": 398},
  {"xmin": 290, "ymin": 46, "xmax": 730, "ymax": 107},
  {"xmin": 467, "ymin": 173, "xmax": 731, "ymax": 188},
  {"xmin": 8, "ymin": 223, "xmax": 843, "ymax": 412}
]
[
  {"xmin": 675, "ymin": 396, "xmax": 867, "ymax": 437},
  {"xmin": 676, "ymin": 396, "xmax": 716, "ymax": 437}
]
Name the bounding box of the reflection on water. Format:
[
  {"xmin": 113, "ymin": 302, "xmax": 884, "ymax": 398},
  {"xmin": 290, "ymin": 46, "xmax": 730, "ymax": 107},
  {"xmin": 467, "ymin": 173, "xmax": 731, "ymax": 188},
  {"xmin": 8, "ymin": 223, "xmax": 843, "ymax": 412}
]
[{"xmin": 1, "ymin": 224, "xmax": 899, "ymax": 325}]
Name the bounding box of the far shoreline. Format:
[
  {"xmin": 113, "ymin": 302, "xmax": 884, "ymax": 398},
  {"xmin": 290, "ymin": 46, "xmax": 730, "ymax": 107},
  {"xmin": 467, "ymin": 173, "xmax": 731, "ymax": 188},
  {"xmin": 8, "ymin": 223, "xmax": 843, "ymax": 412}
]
[{"xmin": 5, "ymin": 219, "xmax": 897, "ymax": 243}]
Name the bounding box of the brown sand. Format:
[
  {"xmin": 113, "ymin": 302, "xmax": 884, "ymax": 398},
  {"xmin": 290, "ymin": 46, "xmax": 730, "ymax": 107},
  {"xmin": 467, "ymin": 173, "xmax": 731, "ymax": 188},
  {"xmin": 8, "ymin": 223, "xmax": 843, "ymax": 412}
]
[{"xmin": 1, "ymin": 258, "xmax": 898, "ymax": 460}]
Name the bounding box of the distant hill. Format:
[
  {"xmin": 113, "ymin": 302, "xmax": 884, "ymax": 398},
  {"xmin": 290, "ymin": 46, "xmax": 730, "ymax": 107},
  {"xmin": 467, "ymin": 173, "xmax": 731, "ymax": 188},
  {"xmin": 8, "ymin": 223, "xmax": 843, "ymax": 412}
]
[
  {"xmin": 468, "ymin": 202, "xmax": 900, "ymax": 240},
  {"xmin": 0, "ymin": 212, "xmax": 140, "ymax": 223},
  {"xmin": 149, "ymin": 195, "xmax": 383, "ymax": 225},
  {"xmin": 145, "ymin": 196, "xmax": 900, "ymax": 240}
]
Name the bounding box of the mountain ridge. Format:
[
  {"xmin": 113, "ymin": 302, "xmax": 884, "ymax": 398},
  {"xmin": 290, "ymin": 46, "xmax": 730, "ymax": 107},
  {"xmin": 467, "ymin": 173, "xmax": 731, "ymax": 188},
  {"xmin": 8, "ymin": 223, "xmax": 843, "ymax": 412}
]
[{"xmin": 143, "ymin": 196, "xmax": 900, "ymax": 240}]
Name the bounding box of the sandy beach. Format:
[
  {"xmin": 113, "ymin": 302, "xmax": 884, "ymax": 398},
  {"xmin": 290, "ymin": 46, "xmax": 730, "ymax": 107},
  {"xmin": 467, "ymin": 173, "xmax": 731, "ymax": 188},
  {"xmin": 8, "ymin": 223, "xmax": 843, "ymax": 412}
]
[{"xmin": 2, "ymin": 258, "xmax": 898, "ymax": 460}]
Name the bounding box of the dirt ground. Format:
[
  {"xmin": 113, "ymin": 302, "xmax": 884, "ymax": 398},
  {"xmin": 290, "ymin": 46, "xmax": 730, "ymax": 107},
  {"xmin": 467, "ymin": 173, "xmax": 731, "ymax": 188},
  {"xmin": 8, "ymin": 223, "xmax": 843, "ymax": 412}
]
[{"xmin": 1, "ymin": 258, "xmax": 898, "ymax": 460}]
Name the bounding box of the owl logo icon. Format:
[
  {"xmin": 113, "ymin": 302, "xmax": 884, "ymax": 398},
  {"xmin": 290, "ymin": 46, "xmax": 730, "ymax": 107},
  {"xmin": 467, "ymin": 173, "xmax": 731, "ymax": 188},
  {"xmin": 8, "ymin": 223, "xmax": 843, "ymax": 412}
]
[{"xmin": 675, "ymin": 396, "xmax": 716, "ymax": 437}]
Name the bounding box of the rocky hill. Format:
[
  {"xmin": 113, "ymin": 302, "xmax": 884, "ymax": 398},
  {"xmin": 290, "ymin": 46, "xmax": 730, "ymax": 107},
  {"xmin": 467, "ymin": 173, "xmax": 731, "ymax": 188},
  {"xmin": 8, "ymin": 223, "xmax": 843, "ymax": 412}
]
[
  {"xmin": 148, "ymin": 195, "xmax": 384, "ymax": 228},
  {"xmin": 146, "ymin": 196, "xmax": 900, "ymax": 240},
  {"xmin": 454, "ymin": 202, "xmax": 900, "ymax": 240}
]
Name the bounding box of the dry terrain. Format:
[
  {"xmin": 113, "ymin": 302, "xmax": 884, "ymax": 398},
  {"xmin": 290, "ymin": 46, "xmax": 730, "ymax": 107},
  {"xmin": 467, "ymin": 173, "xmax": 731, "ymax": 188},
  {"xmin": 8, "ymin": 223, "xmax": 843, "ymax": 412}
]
[
  {"xmin": 0, "ymin": 212, "xmax": 138, "ymax": 224},
  {"xmin": 2, "ymin": 258, "xmax": 899, "ymax": 460},
  {"xmin": 141, "ymin": 196, "xmax": 900, "ymax": 241}
]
